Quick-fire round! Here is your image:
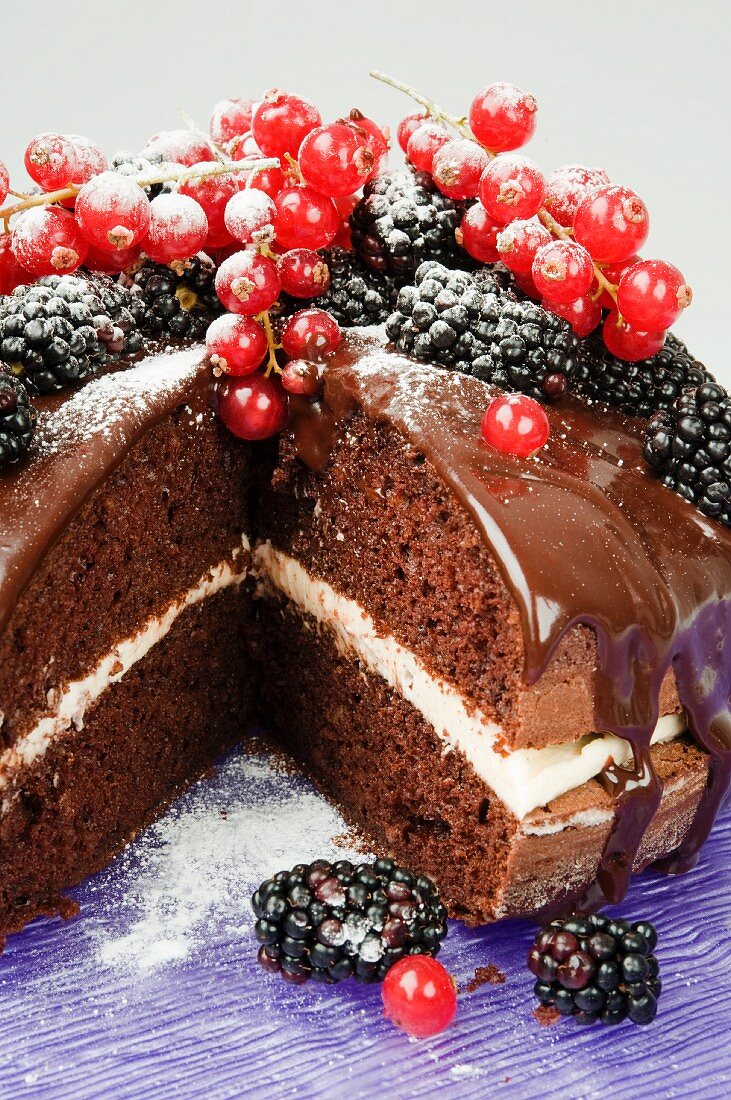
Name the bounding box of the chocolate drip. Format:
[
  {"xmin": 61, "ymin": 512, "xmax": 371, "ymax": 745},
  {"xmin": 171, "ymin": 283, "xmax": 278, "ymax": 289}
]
[{"xmin": 290, "ymin": 331, "xmax": 731, "ymax": 909}]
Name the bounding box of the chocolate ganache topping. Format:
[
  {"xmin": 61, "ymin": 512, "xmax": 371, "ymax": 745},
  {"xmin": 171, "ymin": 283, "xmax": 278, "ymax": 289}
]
[{"xmin": 290, "ymin": 330, "xmax": 731, "ymax": 910}]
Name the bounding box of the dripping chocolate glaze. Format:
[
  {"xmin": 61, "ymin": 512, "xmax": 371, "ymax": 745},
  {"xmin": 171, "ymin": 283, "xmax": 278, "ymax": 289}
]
[
  {"xmin": 0, "ymin": 346, "xmax": 211, "ymax": 633},
  {"xmin": 290, "ymin": 330, "xmax": 731, "ymax": 910}
]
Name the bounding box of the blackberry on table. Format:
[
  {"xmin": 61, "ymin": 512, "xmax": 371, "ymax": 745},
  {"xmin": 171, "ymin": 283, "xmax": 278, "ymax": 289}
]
[
  {"xmin": 279, "ymin": 247, "xmax": 397, "ymax": 327},
  {"xmin": 573, "ymin": 333, "xmax": 712, "ymax": 419},
  {"xmin": 386, "ymin": 261, "xmax": 578, "ymax": 401},
  {"xmin": 0, "ymin": 371, "xmax": 36, "ymax": 468},
  {"xmin": 529, "ymin": 913, "xmax": 661, "ymax": 1026},
  {"xmin": 121, "ymin": 253, "xmax": 222, "ymax": 341},
  {"xmin": 350, "ymin": 171, "xmax": 466, "ymax": 277},
  {"xmin": 644, "ymin": 381, "xmax": 731, "ymax": 527},
  {"xmin": 252, "ymin": 857, "xmax": 448, "ymax": 985}
]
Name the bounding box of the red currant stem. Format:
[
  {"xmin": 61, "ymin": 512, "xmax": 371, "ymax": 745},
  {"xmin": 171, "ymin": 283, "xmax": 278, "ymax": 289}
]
[
  {"xmin": 370, "ymin": 70, "xmax": 619, "ymax": 306},
  {"xmin": 8, "ymin": 189, "xmax": 31, "ymax": 201},
  {"xmin": 258, "ymin": 310, "xmax": 281, "ymax": 376},
  {"xmin": 283, "ymin": 153, "xmax": 304, "ymax": 184}
]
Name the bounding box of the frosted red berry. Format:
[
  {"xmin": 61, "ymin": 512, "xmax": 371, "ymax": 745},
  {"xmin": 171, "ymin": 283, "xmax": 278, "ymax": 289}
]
[
  {"xmin": 84, "ymin": 240, "xmax": 142, "ymax": 275},
  {"xmin": 251, "ymin": 90, "xmax": 321, "ymax": 160},
  {"xmin": 281, "ymin": 308, "xmax": 341, "ymax": 361},
  {"xmin": 0, "ymin": 234, "xmax": 31, "ymax": 294},
  {"xmin": 273, "ymin": 186, "xmax": 339, "ymax": 251},
  {"xmin": 0, "ymin": 161, "xmax": 8, "ymax": 206},
  {"xmin": 469, "ymin": 82, "xmax": 538, "ymax": 152},
  {"xmin": 478, "ymin": 154, "xmax": 545, "ymax": 225},
  {"xmin": 382, "ymin": 956, "xmax": 457, "ymax": 1039},
  {"xmin": 543, "ymin": 165, "xmax": 611, "ymax": 228},
  {"xmin": 406, "ymin": 123, "xmax": 451, "ymax": 173},
  {"xmin": 209, "ymin": 97, "xmax": 255, "ymax": 149},
  {"xmin": 456, "ymin": 203, "xmax": 501, "ymax": 263},
  {"xmin": 277, "ymin": 248, "xmax": 330, "ymax": 298},
  {"xmin": 531, "ymin": 240, "xmax": 594, "ymax": 303},
  {"xmin": 215, "ymin": 250, "xmax": 281, "ymax": 316},
  {"xmin": 397, "ymin": 111, "xmax": 429, "ymax": 154},
  {"xmin": 544, "ymin": 293, "xmax": 602, "ymax": 338},
  {"xmin": 346, "ymin": 109, "xmax": 389, "ymax": 174},
  {"xmin": 616, "ymin": 259, "xmax": 692, "ymax": 330},
  {"xmin": 179, "ymin": 169, "xmax": 244, "ymax": 250},
  {"xmin": 224, "ymin": 188, "xmax": 277, "ymax": 245},
  {"xmin": 68, "ymin": 136, "xmax": 108, "ymax": 184},
  {"xmin": 143, "ymin": 193, "xmax": 208, "ymax": 264},
  {"xmin": 432, "ymin": 139, "xmax": 488, "ymax": 200},
  {"xmin": 24, "ymin": 133, "xmax": 78, "ymax": 192},
  {"xmin": 573, "ymin": 185, "xmax": 649, "ymax": 264},
  {"xmin": 496, "ymin": 218, "xmax": 551, "ymax": 274},
  {"xmin": 594, "ymin": 255, "xmax": 641, "ymax": 310},
  {"xmin": 11, "ymin": 206, "xmax": 87, "ymax": 276},
  {"xmin": 216, "ymin": 373, "xmax": 289, "ymax": 441},
  {"xmin": 481, "ymin": 394, "xmax": 550, "ymax": 458},
  {"xmin": 143, "ymin": 129, "xmax": 215, "ymax": 167},
  {"xmin": 75, "ymin": 171, "xmax": 151, "ymax": 251},
  {"xmin": 281, "ymin": 359, "xmax": 322, "ymax": 396},
  {"xmin": 603, "ymin": 311, "xmax": 666, "ymax": 362},
  {"xmin": 206, "ymin": 314, "xmax": 268, "ymax": 377},
  {"xmin": 299, "ymin": 122, "xmax": 374, "ymax": 198}
]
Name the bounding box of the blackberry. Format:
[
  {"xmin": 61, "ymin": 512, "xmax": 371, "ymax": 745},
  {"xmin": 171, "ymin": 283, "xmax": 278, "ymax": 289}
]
[
  {"xmin": 529, "ymin": 913, "xmax": 661, "ymax": 1026},
  {"xmin": 350, "ymin": 171, "xmax": 465, "ymax": 277},
  {"xmin": 110, "ymin": 149, "xmax": 169, "ymax": 198},
  {"xmin": 121, "ymin": 253, "xmax": 222, "ymax": 341},
  {"xmin": 0, "ymin": 274, "xmax": 138, "ymax": 395},
  {"xmin": 573, "ymin": 333, "xmax": 712, "ymax": 418},
  {"xmin": 280, "ymin": 247, "xmax": 397, "ymax": 327},
  {"xmin": 386, "ymin": 261, "xmax": 578, "ymax": 401},
  {"xmin": 644, "ymin": 382, "xmax": 731, "ymax": 527},
  {"xmin": 0, "ymin": 371, "xmax": 37, "ymax": 468},
  {"xmin": 252, "ymin": 857, "xmax": 448, "ymax": 985}
]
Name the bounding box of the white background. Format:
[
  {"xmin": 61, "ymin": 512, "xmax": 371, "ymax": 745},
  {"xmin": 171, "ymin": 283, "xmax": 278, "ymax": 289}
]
[{"xmin": 2, "ymin": 0, "xmax": 729, "ymax": 378}]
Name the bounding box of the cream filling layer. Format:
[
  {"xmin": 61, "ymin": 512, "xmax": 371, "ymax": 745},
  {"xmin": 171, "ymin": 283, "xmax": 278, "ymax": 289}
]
[
  {"xmin": 253, "ymin": 542, "xmax": 685, "ymax": 821},
  {"xmin": 0, "ymin": 539, "xmax": 250, "ymax": 804}
]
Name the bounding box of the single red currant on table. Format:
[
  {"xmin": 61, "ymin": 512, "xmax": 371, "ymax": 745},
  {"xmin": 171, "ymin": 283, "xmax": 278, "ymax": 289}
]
[
  {"xmin": 75, "ymin": 171, "xmax": 151, "ymax": 251},
  {"xmin": 496, "ymin": 218, "xmax": 551, "ymax": 274},
  {"xmin": 482, "ymin": 394, "xmax": 550, "ymax": 458},
  {"xmin": 573, "ymin": 185, "xmax": 649, "ymax": 263},
  {"xmin": 273, "ymin": 185, "xmax": 339, "ymax": 251},
  {"xmin": 206, "ymin": 314, "xmax": 268, "ymax": 377},
  {"xmin": 478, "ymin": 155, "xmax": 545, "ymax": 224},
  {"xmin": 277, "ymin": 248, "xmax": 330, "ymax": 298},
  {"xmin": 432, "ymin": 139, "xmax": 488, "ymax": 200},
  {"xmin": 251, "ymin": 90, "xmax": 321, "ymax": 160},
  {"xmin": 531, "ymin": 240, "xmax": 594, "ymax": 303},
  {"xmin": 216, "ymin": 374, "xmax": 289, "ymax": 441},
  {"xmin": 281, "ymin": 308, "xmax": 342, "ymax": 361},
  {"xmin": 143, "ymin": 193, "xmax": 208, "ymax": 264},
  {"xmin": 603, "ymin": 311, "xmax": 666, "ymax": 362},
  {"xmin": 299, "ymin": 121, "xmax": 374, "ymax": 197},
  {"xmin": 469, "ymin": 82, "xmax": 538, "ymax": 152},
  {"xmin": 215, "ymin": 250, "xmax": 281, "ymax": 315},
  {"xmin": 616, "ymin": 259, "xmax": 692, "ymax": 330},
  {"xmin": 456, "ymin": 203, "xmax": 502, "ymax": 263},
  {"xmin": 406, "ymin": 122, "xmax": 450, "ymax": 173},
  {"xmin": 382, "ymin": 956, "xmax": 457, "ymax": 1039},
  {"xmin": 11, "ymin": 205, "xmax": 87, "ymax": 275}
]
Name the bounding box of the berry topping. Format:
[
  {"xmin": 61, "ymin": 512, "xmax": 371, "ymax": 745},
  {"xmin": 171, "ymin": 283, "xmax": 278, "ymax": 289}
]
[
  {"xmin": 280, "ymin": 246, "xmax": 396, "ymax": 327},
  {"xmin": 143, "ymin": 129, "xmax": 215, "ymax": 167},
  {"xmin": 273, "ymin": 186, "xmax": 339, "ymax": 252},
  {"xmin": 75, "ymin": 171, "xmax": 151, "ymax": 251},
  {"xmin": 143, "ymin": 193, "xmax": 208, "ymax": 265},
  {"xmin": 215, "ymin": 250, "xmax": 281, "ymax": 316},
  {"xmin": 382, "ymin": 955, "xmax": 457, "ymax": 1038},
  {"xmin": 216, "ymin": 373, "xmax": 289, "ymax": 441},
  {"xmin": 0, "ymin": 371, "xmax": 37, "ymax": 468},
  {"xmin": 252, "ymin": 858, "xmax": 448, "ymax": 986},
  {"xmin": 431, "ymin": 138, "xmax": 489, "ymax": 200},
  {"xmin": 529, "ymin": 913, "xmax": 662, "ymax": 1026},
  {"xmin": 496, "ymin": 218, "xmax": 552, "ymax": 274},
  {"xmin": 11, "ymin": 206, "xmax": 88, "ymax": 277},
  {"xmin": 205, "ymin": 313, "xmax": 268, "ymax": 377},
  {"xmin": 543, "ymin": 165, "xmax": 611, "ymax": 228},
  {"xmin": 544, "ymin": 293, "xmax": 602, "ymax": 338},
  {"xmin": 531, "ymin": 240, "xmax": 594, "ymax": 303},
  {"xmin": 178, "ymin": 170, "xmax": 244, "ymax": 251},
  {"xmin": 299, "ymin": 122, "xmax": 374, "ymax": 198},
  {"xmin": 397, "ymin": 111, "xmax": 429, "ymax": 154},
  {"xmin": 478, "ymin": 155, "xmax": 545, "ymax": 224},
  {"xmin": 602, "ymin": 311, "xmax": 666, "ymax": 363},
  {"xmin": 281, "ymin": 308, "xmax": 342, "ymax": 361},
  {"xmin": 0, "ymin": 161, "xmax": 9, "ymax": 207},
  {"xmin": 455, "ymin": 203, "xmax": 501, "ymax": 263},
  {"xmin": 0, "ymin": 235, "xmax": 31, "ymax": 295},
  {"xmin": 251, "ymin": 90, "xmax": 321, "ymax": 161},
  {"xmin": 24, "ymin": 133, "xmax": 78, "ymax": 192},
  {"xmin": 209, "ymin": 97, "xmax": 255, "ymax": 150},
  {"xmin": 277, "ymin": 248, "xmax": 330, "ymax": 299},
  {"xmin": 481, "ymin": 393, "xmax": 550, "ymax": 458},
  {"xmin": 573, "ymin": 185, "xmax": 650, "ymax": 264},
  {"xmin": 224, "ymin": 189, "xmax": 277, "ymax": 246},
  {"xmin": 405, "ymin": 122, "xmax": 451, "ymax": 174},
  {"xmin": 616, "ymin": 259, "xmax": 692, "ymax": 331},
  {"xmin": 469, "ymin": 82, "xmax": 538, "ymax": 152},
  {"xmin": 122, "ymin": 253, "xmax": 220, "ymax": 341},
  {"xmin": 280, "ymin": 359, "xmax": 322, "ymax": 396}
]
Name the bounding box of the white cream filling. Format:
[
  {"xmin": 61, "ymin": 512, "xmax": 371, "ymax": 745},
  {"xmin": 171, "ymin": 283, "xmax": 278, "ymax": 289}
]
[
  {"xmin": 253, "ymin": 542, "xmax": 685, "ymax": 821},
  {"xmin": 0, "ymin": 539, "xmax": 250, "ymax": 803}
]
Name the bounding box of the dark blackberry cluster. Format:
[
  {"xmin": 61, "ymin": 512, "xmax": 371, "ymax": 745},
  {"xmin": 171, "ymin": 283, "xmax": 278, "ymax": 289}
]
[
  {"xmin": 0, "ymin": 371, "xmax": 37, "ymax": 468},
  {"xmin": 121, "ymin": 253, "xmax": 221, "ymax": 340},
  {"xmin": 573, "ymin": 333, "xmax": 712, "ymax": 418},
  {"xmin": 110, "ymin": 149, "xmax": 169, "ymax": 198},
  {"xmin": 644, "ymin": 382, "xmax": 731, "ymax": 526},
  {"xmin": 386, "ymin": 261, "xmax": 579, "ymax": 401},
  {"xmin": 280, "ymin": 247, "xmax": 397, "ymax": 327},
  {"xmin": 0, "ymin": 274, "xmax": 141, "ymax": 394},
  {"xmin": 252, "ymin": 857, "xmax": 448, "ymax": 985},
  {"xmin": 529, "ymin": 914, "xmax": 661, "ymax": 1026},
  {"xmin": 350, "ymin": 171, "xmax": 465, "ymax": 277}
]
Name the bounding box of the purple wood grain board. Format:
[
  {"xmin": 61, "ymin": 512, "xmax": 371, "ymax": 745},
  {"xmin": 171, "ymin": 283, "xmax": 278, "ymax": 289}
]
[{"xmin": 0, "ymin": 744, "xmax": 729, "ymax": 1100}]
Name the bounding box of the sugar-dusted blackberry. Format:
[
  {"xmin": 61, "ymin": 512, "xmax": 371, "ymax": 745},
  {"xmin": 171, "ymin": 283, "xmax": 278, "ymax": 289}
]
[
  {"xmin": 251, "ymin": 857, "xmax": 448, "ymax": 985},
  {"xmin": 0, "ymin": 370, "xmax": 37, "ymax": 467},
  {"xmin": 121, "ymin": 253, "xmax": 222, "ymax": 341},
  {"xmin": 573, "ymin": 332, "xmax": 712, "ymax": 419},
  {"xmin": 529, "ymin": 912, "xmax": 661, "ymax": 1026},
  {"xmin": 350, "ymin": 171, "xmax": 465, "ymax": 277},
  {"xmin": 487, "ymin": 297, "xmax": 579, "ymax": 402},
  {"xmin": 644, "ymin": 381, "xmax": 731, "ymax": 527},
  {"xmin": 279, "ymin": 247, "xmax": 397, "ymax": 327},
  {"xmin": 110, "ymin": 149, "xmax": 169, "ymax": 198}
]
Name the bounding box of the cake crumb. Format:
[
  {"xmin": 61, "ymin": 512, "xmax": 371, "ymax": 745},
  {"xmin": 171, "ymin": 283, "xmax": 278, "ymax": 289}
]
[
  {"xmin": 533, "ymin": 1004, "xmax": 561, "ymax": 1027},
  {"xmin": 465, "ymin": 964, "xmax": 506, "ymax": 992}
]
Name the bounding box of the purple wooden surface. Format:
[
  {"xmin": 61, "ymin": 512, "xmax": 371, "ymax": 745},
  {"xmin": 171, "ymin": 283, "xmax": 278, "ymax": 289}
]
[{"xmin": 0, "ymin": 745, "xmax": 729, "ymax": 1100}]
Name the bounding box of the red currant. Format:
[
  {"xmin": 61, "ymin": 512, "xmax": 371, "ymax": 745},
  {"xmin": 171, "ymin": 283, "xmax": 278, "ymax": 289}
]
[
  {"xmin": 381, "ymin": 956, "xmax": 457, "ymax": 1039},
  {"xmin": 67, "ymin": 136, "xmax": 108, "ymax": 184},
  {"xmin": 397, "ymin": 111, "xmax": 429, "ymax": 154},
  {"xmin": 143, "ymin": 193, "xmax": 208, "ymax": 264},
  {"xmin": 281, "ymin": 308, "xmax": 341, "ymax": 361},
  {"xmin": 206, "ymin": 314, "xmax": 268, "ymax": 377},
  {"xmin": 228, "ymin": 130, "xmax": 262, "ymax": 161},
  {"xmin": 216, "ymin": 373, "xmax": 289, "ymax": 441},
  {"xmin": 299, "ymin": 122, "xmax": 373, "ymax": 198},
  {"xmin": 455, "ymin": 203, "xmax": 501, "ymax": 263},
  {"xmin": 531, "ymin": 240, "xmax": 594, "ymax": 303},
  {"xmin": 224, "ymin": 188, "xmax": 277, "ymax": 245},
  {"xmin": 179, "ymin": 169, "xmax": 244, "ymax": 250},
  {"xmin": 143, "ymin": 129, "xmax": 215, "ymax": 167},
  {"xmin": 11, "ymin": 206, "xmax": 87, "ymax": 276},
  {"xmin": 273, "ymin": 186, "xmax": 339, "ymax": 251},
  {"xmin": 496, "ymin": 218, "xmax": 551, "ymax": 274},
  {"xmin": 481, "ymin": 393, "xmax": 550, "ymax": 458},
  {"xmin": 332, "ymin": 193, "xmax": 358, "ymax": 249},
  {"xmin": 543, "ymin": 165, "xmax": 611, "ymax": 227},
  {"xmin": 603, "ymin": 311, "xmax": 666, "ymax": 362},
  {"xmin": 478, "ymin": 154, "xmax": 545, "ymax": 225},
  {"xmin": 24, "ymin": 133, "xmax": 78, "ymax": 192},
  {"xmin": 0, "ymin": 234, "xmax": 31, "ymax": 294},
  {"xmin": 512, "ymin": 269, "xmax": 541, "ymax": 300},
  {"xmin": 0, "ymin": 161, "xmax": 9, "ymax": 205},
  {"xmin": 573, "ymin": 185, "xmax": 649, "ymax": 263},
  {"xmin": 277, "ymin": 248, "xmax": 330, "ymax": 298},
  {"xmin": 281, "ymin": 359, "xmax": 322, "ymax": 396},
  {"xmin": 616, "ymin": 259, "xmax": 692, "ymax": 330},
  {"xmin": 346, "ymin": 109, "xmax": 389, "ymax": 174},
  {"xmin": 406, "ymin": 123, "xmax": 451, "ymax": 173},
  {"xmin": 243, "ymin": 166, "xmax": 287, "ymax": 202},
  {"xmin": 215, "ymin": 250, "xmax": 281, "ymax": 315},
  {"xmin": 209, "ymin": 97, "xmax": 255, "ymax": 149},
  {"xmin": 544, "ymin": 293, "xmax": 602, "ymax": 338},
  {"xmin": 251, "ymin": 90, "xmax": 321, "ymax": 160},
  {"xmin": 594, "ymin": 255, "xmax": 641, "ymax": 309},
  {"xmin": 432, "ymin": 139, "xmax": 488, "ymax": 200},
  {"xmin": 84, "ymin": 240, "xmax": 142, "ymax": 274},
  {"xmin": 75, "ymin": 171, "xmax": 150, "ymax": 251},
  {"xmin": 469, "ymin": 83, "xmax": 538, "ymax": 152}
]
